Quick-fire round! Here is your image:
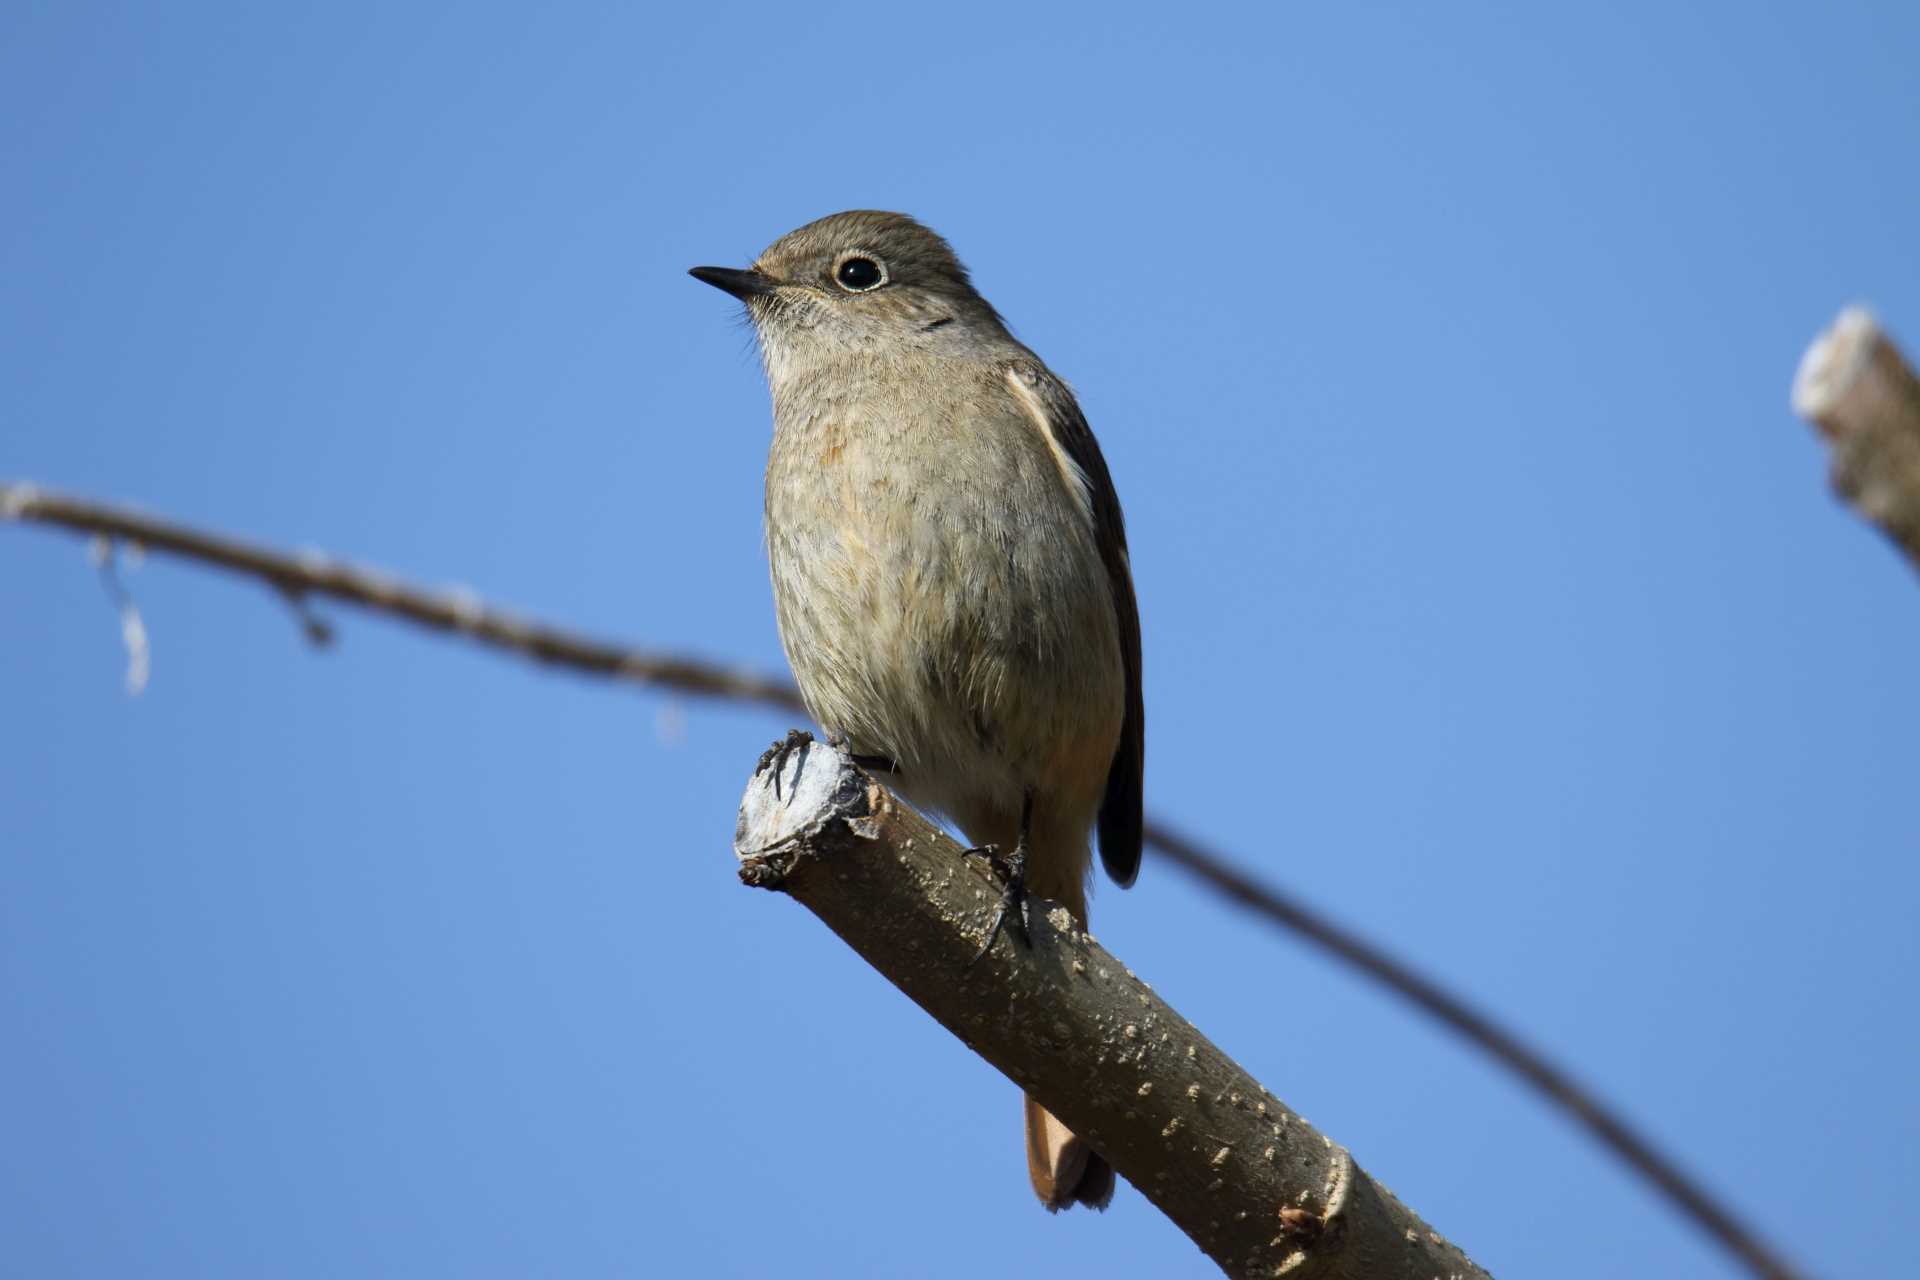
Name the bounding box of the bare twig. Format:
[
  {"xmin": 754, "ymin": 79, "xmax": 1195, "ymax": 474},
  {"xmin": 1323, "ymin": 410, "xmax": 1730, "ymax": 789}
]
[
  {"xmin": 1, "ymin": 482, "xmax": 802, "ymax": 709},
  {"xmin": 2, "ymin": 479, "xmax": 1803, "ymax": 1280},
  {"xmin": 737, "ymin": 741, "xmax": 1490, "ymax": 1278},
  {"xmin": 1793, "ymin": 307, "xmax": 1920, "ymax": 573}
]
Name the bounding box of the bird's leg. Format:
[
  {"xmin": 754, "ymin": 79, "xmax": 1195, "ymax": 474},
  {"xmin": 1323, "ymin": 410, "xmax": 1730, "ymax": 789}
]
[
  {"xmin": 965, "ymin": 790, "xmax": 1034, "ymax": 966},
  {"xmin": 755, "ymin": 728, "xmax": 814, "ymax": 798}
]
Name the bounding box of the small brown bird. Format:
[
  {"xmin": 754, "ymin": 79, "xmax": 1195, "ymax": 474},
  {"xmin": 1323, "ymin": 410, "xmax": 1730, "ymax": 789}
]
[{"xmin": 692, "ymin": 211, "xmax": 1143, "ymax": 1211}]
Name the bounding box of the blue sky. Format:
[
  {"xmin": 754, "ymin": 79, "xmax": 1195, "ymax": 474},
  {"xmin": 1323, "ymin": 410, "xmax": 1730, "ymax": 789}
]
[{"xmin": 4, "ymin": 3, "xmax": 1917, "ymax": 1276}]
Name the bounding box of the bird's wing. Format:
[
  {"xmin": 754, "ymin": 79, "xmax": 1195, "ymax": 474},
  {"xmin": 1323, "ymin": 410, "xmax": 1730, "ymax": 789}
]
[{"xmin": 1007, "ymin": 360, "xmax": 1144, "ymax": 888}]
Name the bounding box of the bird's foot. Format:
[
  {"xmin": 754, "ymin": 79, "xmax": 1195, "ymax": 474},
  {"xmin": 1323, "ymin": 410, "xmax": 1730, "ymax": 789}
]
[
  {"xmin": 963, "ymin": 838, "xmax": 1031, "ymax": 965},
  {"xmin": 755, "ymin": 729, "xmax": 814, "ymax": 798}
]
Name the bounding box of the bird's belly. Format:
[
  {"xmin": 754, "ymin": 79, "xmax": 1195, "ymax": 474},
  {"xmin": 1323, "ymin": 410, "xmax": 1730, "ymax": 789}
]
[{"xmin": 765, "ymin": 454, "xmax": 1123, "ymax": 819}]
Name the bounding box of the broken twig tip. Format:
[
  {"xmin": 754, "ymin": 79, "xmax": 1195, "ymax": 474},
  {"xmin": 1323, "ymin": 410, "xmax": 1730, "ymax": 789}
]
[{"xmin": 1792, "ymin": 305, "xmax": 1880, "ymax": 426}]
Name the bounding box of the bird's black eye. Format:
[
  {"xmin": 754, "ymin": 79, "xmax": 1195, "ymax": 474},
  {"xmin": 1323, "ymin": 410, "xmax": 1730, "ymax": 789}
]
[{"xmin": 835, "ymin": 255, "xmax": 886, "ymax": 292}]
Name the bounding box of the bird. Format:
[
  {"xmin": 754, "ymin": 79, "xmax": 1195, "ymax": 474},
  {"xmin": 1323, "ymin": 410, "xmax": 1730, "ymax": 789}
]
[{"xmin": 691, "ymin": 210, "xmax": 1143, "ymax": 1212}]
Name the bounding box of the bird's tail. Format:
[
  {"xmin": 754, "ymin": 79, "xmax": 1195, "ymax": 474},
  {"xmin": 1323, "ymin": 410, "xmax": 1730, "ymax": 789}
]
[{"xmin": 1024, "ymin": 1093, "xmax": 1114, "ymax": 1211}]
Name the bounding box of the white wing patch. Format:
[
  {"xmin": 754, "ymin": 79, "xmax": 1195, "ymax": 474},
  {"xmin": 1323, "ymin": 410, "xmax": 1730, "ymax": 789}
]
[{"xmin": 1005, "ymin": 368, "xmax": 1095, "ymax": 528}]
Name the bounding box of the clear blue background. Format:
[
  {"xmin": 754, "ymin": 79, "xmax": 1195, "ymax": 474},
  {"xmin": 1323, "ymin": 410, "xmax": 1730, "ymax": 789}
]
[{"xmin": 4, "ymin": 4, "xmax": 1916, "ymax": 1276}]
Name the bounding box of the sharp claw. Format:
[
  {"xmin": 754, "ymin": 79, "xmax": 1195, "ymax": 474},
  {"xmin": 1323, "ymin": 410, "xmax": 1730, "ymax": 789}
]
[
  {"xmin": 756, "ymin": 729, "xmax": 815, "ymax": 799},
  {"xmin": 967, "ymin": 915, "xmax": 1003, "ymax": 968},
  {"xmin": 963, "ymin": 838, "xmax": 1031, "ymax": 963}
]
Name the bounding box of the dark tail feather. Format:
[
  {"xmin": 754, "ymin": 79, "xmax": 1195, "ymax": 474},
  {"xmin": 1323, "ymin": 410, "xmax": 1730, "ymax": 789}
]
[{"xmin": 1097, "ymin": 719, "xmax": 1143, "ymax": 888}]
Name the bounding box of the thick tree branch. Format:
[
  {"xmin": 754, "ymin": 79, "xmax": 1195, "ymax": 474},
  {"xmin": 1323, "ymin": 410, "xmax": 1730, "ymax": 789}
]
[
  {"xmin": 1, "ymin": 479, "xmax": 1803, "ymax": 1280},
  {"xmin": 1793, "ymin": 307, "xmax": 1920, "ymax": 573},
  {"xmin": 736, "ymin": 741, "xmax": 1488, "ymax": 1278}
]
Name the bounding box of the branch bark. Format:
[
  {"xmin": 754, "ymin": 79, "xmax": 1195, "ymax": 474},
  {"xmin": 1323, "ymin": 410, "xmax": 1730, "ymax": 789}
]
[
  {"xmin": 736, "ymin": 740, "xmax": 1488, "ymax": 1279},
  {"xmin": 1792, "ymin": 306, "xmax": 1920, "ymax": 573}
]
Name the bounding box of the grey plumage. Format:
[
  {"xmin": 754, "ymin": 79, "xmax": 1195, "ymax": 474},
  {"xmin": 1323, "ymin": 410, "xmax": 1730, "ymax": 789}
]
[{"xmin": 692, "ymin": 210, "xmax": 1143, "ymax": 1211}]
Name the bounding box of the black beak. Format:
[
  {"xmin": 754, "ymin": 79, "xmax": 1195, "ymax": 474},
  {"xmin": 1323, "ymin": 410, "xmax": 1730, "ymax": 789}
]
[{"xmin": 688, "ymin": 266, "xmax": 777, "ymax": 300}]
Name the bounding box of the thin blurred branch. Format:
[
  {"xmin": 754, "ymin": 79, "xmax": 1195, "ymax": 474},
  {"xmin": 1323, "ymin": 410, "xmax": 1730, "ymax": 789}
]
[
  {"xmin": 1793, "ymin": 307, "xmax": 1920, "ymax": 573},
  {"xmin": 1147, "ymin": 825, "xmax": 1801, "ymax": 1280},
  {"xmin": 0, "ymin": 482, "xmax": 802, "ymax": 709},
  {"xmin": 2, "ymin": 479, "xmax": 1803, "ymax": 1280},
  {"xmin": 737, "ymin": 741, "xmax": 1489, "ymax": 1278}
]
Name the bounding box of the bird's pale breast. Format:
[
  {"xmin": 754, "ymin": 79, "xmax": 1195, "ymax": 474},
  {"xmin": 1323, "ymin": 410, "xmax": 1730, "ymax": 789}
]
[{"xmin": 764, "ymin": 353, "xmax": 1124, "ymax": 836}]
